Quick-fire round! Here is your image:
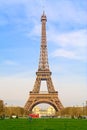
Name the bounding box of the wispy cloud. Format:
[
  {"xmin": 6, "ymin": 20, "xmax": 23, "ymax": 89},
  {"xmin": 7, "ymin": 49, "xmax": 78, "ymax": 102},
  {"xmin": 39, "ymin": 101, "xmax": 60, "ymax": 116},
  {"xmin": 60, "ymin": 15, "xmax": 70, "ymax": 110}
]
[
  {"xmin": 0, "ymin": 0, "xmax": 87, "ymax": 34},
  {"xmin": 0, "ymin": 0, "xmax": 86, "ymax": 63},
  {"xmin": 51, "ymin": 49, "xmax": 77, "ymax": 59},
  {"xmin": 28, "ymin": 24, "xmax": 41, "ymax": 38},
  {"xmin": 51, "ymin": 48, "xmax": 87, "ymax": 61},
  {"xmin": 48, "ymin": 29, "xmax": 87, "ymax": 61},
  {"xmin": 48, "ymin": 29, "xmax": 87, "ymax": 47},
  {"xmin": 44, "ymin": 0, "xmax": 87, "ymax": 26}
]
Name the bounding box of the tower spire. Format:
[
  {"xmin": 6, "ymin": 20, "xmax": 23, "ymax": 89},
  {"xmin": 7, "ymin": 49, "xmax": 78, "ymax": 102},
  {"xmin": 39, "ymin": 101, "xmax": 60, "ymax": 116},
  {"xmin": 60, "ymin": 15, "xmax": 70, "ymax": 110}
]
[{"xmin": 38, "ymin": 12, "xmax": 49, "ymax": 71}]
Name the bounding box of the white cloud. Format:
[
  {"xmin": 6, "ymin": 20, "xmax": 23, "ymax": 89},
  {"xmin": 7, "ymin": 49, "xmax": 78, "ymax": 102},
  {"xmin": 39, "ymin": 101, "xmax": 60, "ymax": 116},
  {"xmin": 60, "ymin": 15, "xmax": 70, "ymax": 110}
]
[
  {"xmin": 28, "ymin": 24, "xmax": 41, "ymax": 37},
  {"xmin": 60, "ymin": 30, "xmax": 87, "ymax": 47},
  {"xmin": 52, "ymin": 49, "xmax": 76, "ymax": 59},
  {"xmin": 51, "ymin": 48, "xmax": 87, "ymax": 61},
  {"xmin": 48, "ymin": 29, "xmax": 87, "ymax": 47},
  {"xmin": 48, "ymin": 29, "xmax": 87, "ymax": 61}
]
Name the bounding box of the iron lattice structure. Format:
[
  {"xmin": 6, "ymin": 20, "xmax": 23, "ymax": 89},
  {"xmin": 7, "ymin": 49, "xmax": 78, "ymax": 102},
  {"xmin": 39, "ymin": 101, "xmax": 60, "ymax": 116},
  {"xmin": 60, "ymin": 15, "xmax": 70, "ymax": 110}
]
[{"xmin": 24, "ymin": 12, "xmax": 63, "ymax": 112}]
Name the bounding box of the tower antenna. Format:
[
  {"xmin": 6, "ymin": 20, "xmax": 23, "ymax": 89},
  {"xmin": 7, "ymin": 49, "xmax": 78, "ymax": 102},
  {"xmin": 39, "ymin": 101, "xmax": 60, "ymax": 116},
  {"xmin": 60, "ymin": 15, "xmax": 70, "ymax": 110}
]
[{"xmin": 41, "ymin": 0, "xmax": 45, "ymax": 12}]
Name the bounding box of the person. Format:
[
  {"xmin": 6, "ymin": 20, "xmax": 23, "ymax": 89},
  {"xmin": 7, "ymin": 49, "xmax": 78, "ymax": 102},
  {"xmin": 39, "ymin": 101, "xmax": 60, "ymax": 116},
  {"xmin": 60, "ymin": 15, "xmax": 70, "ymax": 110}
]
[{"xmin": 28, "ymin": 116, "xmax": 32, "ymax": 121}]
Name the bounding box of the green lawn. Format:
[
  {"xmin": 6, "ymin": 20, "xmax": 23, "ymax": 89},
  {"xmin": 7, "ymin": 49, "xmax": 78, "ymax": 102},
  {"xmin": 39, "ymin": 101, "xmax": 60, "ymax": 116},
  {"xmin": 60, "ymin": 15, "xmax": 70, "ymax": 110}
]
[{"xmin": 0, "ymin": 118, "xmax": 87, "ymax": 130}]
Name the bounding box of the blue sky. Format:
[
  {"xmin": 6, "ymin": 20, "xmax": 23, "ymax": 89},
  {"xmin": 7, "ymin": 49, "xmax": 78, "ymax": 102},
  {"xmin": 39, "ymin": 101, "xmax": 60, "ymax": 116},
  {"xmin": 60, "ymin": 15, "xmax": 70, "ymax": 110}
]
[{"xmin": 0, "ymin": 0, "xmax": 87, "ymax": 107}]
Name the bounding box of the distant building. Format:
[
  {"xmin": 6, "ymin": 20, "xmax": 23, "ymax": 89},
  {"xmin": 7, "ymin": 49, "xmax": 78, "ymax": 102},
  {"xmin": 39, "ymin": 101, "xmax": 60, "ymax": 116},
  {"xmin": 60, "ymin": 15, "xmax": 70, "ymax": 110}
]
[{"xmin": 32, "ymin": 106, "xmax": 55, "ymax": 117}]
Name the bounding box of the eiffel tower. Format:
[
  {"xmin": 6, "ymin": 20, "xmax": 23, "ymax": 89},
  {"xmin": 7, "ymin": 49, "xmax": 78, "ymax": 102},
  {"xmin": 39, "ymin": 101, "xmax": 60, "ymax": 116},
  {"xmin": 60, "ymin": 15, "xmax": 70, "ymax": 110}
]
[{"xmin": 24, "ymin": 12, "xmax": 63, "ymax": 112}]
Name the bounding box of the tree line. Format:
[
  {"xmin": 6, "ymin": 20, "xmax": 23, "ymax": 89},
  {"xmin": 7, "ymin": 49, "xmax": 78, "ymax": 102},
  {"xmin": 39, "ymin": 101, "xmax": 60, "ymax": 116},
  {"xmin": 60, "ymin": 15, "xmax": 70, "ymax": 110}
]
[
  {"xmin": 0, "ymin": 100, "xmax": 28, "ymax": 118},
  {"xmin": 56, "ymin": 105, "xmax": 87, "ymax": 118}
]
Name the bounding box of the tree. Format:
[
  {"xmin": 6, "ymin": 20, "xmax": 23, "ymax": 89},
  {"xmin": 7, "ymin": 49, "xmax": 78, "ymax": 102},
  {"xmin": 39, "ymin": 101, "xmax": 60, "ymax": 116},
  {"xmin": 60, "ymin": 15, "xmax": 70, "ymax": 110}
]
[
  {"xmin": 59, "ymin": 107, "xmax": 83, "ymax": 118},
  {"xmin": 4, "ymin": 106, "xmax": 25, "ymax": 117},
  {"xmin": 0, "ymin": 100, "xmax": 4, "ymax": 116}
]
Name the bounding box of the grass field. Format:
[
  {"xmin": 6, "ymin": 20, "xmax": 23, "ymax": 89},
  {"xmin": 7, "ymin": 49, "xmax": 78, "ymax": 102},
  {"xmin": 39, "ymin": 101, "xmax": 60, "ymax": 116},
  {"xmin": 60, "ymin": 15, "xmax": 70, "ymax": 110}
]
[{"xmin": 0, "ymin": 118, "xmax": 87, "ymax": 130}]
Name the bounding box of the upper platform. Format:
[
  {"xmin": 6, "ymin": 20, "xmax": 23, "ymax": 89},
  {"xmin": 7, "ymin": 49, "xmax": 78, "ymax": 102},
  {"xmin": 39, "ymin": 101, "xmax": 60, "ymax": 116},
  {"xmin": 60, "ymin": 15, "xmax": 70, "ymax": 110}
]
[{"xmin": 41, "ymin": 11, "xmax": 47, "ymax": 21}]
